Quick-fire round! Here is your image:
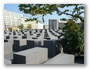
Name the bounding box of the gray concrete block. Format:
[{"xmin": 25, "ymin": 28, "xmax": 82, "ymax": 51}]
[
  {"xmin": 4, "ymin": 43, "xmax": 12, "ymax": 54},
  {"xmin": 4, "ymin": 53, "xmax": 13, "ymax": 60},
  {"xmin": 13, "ymin": 39, "xmax": 27, "ymax": 52},
  {"xmin": 14, "ymin": 47, "xmax": 48, "ymax": 64},
  {"xmin": 27, "ymin": 40, "xmax": 35, "ymax": 49},
  {"xmin": 44, "ymin": 53, "xmax": 74, "ymax": 64},
  {"xmin": 44, "ymin": 40, "xmax": 60, "ymax": 58},
  {"xmin": 8, "ymin": 39, "xmax": 13, "ymax": 44},
  {"xmin": 6, "ymin": 36, "xmax": 10, "ymax": 39},
  {"xmin": 4, "ymin": 59, "xmax": 11, "ymax": 64}
]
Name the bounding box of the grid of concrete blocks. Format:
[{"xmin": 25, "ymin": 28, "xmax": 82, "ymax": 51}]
[{"xmin": 4, "ymin": 29, "xmax": 74, "ymax": 64}]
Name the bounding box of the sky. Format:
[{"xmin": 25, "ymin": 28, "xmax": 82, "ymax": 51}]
[{"xmin": 4, "ymin": 4, "xmax": 81, "ymax": 25}]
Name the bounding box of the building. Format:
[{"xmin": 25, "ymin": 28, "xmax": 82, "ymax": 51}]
[
  {"xmin": 4, "ymin": 10, "xmax": 23, "ymax": 30},
  {"xmin": 4, "ymin": 10, "xmax": 43, "ymax": 30},
  {"xmin": 49, "ymin": 19, "xmax": 58, "ymax": 30},
  {"xmin": 49, "ymin": 19, "xmax": 67, "ymax": 30},
  {"xmin": 22, "ymin": 18, "xmax": 43, "ymax": 29},
  {"xmin": 58, "ymin": 21, "xmax": 67, "ymax": 29}
]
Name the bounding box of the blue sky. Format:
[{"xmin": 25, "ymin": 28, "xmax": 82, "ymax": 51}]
[{"xmin": 4, "ymin": 4, "xmax": 79, "ymax": 25}]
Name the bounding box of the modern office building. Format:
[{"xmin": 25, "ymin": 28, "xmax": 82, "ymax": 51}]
[
  {"xmin": 49, "ymin": 19, "xmax": 58, "ymax": 30},
  {"xmin": 4, "ymin": 10, "xmax": 23, "ymax": 30},
  {"xmin": 49, "ymin": 19, "xmax": 67, "ymax": 29}
]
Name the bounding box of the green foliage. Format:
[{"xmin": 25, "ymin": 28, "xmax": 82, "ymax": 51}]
[
  {"xmin": 60, "ymin": 18, "xmax": 67, "ymax": 21},
  {"xmin": 63, "ymin": 9, "xmax": 69, "ymax": 13},
  {"xmin": 19, "ymin": 24, "xmax": 24, "ymax": 29},
  {"xmin": 60, "ymin": 19, "xmax": 84, "ymax": 55},
  {"xmin": 27, "ymin": 24, "xmax": 32, "ymax": 29},
  {"xmin": 8, "ymin": 28, "xmax": 12, "ymax": 31},
  {"xmin": 58, "ymin": 27, "xmax": 62, "ymax": 29},
  {"xmin": 18, "ymin": 4, "xmax": 84, "ymax": 23}
]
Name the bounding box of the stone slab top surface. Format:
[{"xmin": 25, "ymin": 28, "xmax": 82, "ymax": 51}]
[
  {"xmin": 44, "ymin": 53, "xmax": 74, "ymax": 64},
  {"xmin": 14, "ymin": 47, "xmax": 47, "ymax": 56}
]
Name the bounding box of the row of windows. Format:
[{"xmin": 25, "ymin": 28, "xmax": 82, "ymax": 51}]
[
  {"xmin": 4, "ymin": 10, "xmax": 21, "ymax": 18},
  {"xmin": 49, "ymin": 20, "xmax": 58, "ymax": 29}
]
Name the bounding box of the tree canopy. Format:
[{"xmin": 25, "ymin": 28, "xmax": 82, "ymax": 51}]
[
  {"xmin": 18, "ymin": 4, "xmax": 84, "ymax": 23},
  {"xmin": 19, "ymin": 24, "xmax": 24, "ymax": 29},
  {"xmin": 18, "ymin": 4, "xmax": 84, "ymax": 56},
  {"xmin": 27, "ymin": 24, "xmax": 32, "ymax": 29},
  {"xmin": 60, "ymin": 19, "xmax": 84, "ymax": 55}
]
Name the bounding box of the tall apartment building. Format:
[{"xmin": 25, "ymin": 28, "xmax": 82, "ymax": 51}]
[
  {"xmin": 49, "ymin": 19, "xmax": 67, "ymax": 30},
  {"xmin": 4, "ymin": 10, "xmax": 23, "ymax": 29},
  {"xmin": 49, "ymin": 19, "xmax": 59, "ymax": 30},
  {"xmin": 4, "ymin": 10, "xmax": 43, "ymax": 30}
]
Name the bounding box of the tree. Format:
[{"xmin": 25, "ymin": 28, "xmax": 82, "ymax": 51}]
[
  {"xmin": 27, "ymin": 24, "xmax": 32, "ymax": 29},
  {"xmin": 60, "ymin": 19, "xmax": 84, "ymax": 56},
  {"xmin": 19, "ymin": 24, "xmax": 24, "ymax": 29},
  {"xmin": 18, "ymin": 4, "xmax": 84, "ymax": 24},
  {"xmin": 18, "ymin": 4, "xmax": 84, "ymax": 55}
]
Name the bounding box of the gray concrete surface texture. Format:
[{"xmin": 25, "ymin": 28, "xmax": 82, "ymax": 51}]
[
  {"xmin": 44, "ymin": 53, "xmax": 74, "ymax": 64},
  {"xmin": 14, "ymin": 47, "xmax": 48, "ymax": 64},
  {"xmin": 5, "ymin": 29, "xmax": 75, "ymax": 64}
]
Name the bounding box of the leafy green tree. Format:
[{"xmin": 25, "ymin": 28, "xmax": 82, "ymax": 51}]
[
  {"xmin": 27, "ymin": 24, "xmax": 32, "ymax": 29},
  {"xmin": 18, "ymin": 4, "xmax": 84, "ymax": 24},
  {"xmin": 60, "ymin": 19, "xmax": 84, "ymax": 56},
  {"xmin": 18, "ymin": 4, "xmax": 84, "ymax": 55},
  {"xmin": 19, "ymin": 24, "xmax": 24, "ymax": 29}
]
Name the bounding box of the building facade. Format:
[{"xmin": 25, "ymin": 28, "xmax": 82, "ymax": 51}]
[
  {"xmin": 4, "ymin": 10, "xmax": 23, "ymax": 30},
  {"xmin": 58, "ymin": 21, "xmax": 67, "ymax": 29},
  {"xmin": 49, "ymin": 19, "xmax": 58, "ymax": 30},
  {"xmin": 4, "ymin": 10, "xmax": 43, "ymax": 30},
  {"xmin": 49, "ymin": 19, "xmax": 67, "ymax": 30},
  {"xmin": 22, "ymin": 19, "xmax": 43, "ymax": 29}
]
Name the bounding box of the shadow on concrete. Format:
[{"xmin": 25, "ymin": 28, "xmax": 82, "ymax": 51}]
[{"xmin": 75, "ymin": 55, "xmax": 84, "ymax": 64}]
